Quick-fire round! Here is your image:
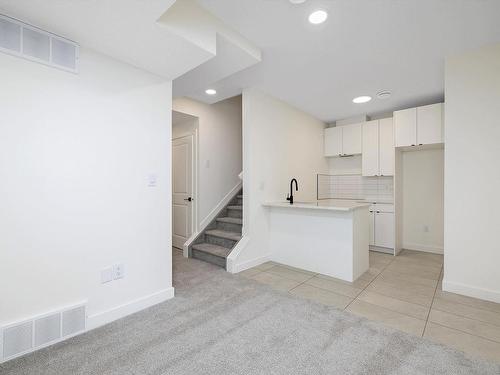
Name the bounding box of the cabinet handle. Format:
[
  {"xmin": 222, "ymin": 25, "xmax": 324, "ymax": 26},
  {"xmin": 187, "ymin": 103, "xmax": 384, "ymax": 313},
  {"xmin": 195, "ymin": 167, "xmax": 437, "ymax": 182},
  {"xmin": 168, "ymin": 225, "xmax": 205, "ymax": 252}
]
[
  {"xmin": 376, "ymin": 211, "xmax": 380, "ymax": 213},
  {"xmin": 411, "ymin": 144, "xmax": 416, "ymax": 146},
  {"xmin": 419, "ymin": 143, "xmax": 423, "ymax": 146}
]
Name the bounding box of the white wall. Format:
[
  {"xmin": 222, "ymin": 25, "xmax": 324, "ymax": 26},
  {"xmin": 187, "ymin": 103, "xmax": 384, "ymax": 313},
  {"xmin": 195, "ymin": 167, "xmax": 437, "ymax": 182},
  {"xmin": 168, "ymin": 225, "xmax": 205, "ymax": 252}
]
[
  {"xmin": 0, "ymin": 49, "xmax": 173, "ymax": 328},
  {"xmin": 444, "ymin": 43, "xmax": 500, "ymax": 302},
  {"xmin": 172, "ymin": 96, "xmax": 242, "ymax": 228},
  {"xmin": 232, "ymin": 88, "xmax": 329, "ymax": 270},
  {"xmin": 402, "ymin": 149, "xmax": 444, "ymax": 254}
]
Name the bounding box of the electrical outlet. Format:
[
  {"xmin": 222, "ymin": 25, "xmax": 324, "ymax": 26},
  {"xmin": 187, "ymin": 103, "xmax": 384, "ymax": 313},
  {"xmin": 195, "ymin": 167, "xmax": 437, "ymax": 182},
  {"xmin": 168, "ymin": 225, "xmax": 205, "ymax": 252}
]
[
  {"xmin": 113, "ymin": 263, "xmax": 125, "ymax": 280},
  {"xmin": 101, "ymin": 267, "xmax": 113, "ymax": 284}
]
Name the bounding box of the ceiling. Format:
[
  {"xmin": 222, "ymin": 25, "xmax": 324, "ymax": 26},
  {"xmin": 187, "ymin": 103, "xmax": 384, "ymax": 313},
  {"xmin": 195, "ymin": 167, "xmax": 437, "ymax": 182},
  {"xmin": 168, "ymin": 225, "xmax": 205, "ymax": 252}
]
[
  {"xmin": 190, "ymin": 0, "xmax": 500, "ymax": 122},
  {"xmin": 0, "ymin": 0, "xmax": 260, "ymax": 82}
]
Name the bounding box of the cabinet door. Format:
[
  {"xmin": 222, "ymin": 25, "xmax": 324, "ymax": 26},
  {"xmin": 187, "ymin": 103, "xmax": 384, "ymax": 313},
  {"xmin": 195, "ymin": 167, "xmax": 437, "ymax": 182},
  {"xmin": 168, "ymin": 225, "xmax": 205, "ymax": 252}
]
[
  {"xmin": 394, "ymin": 108, "xmax": 417, "ymax": 147},
  {"xmin": 417, "ymin": 103, "xmax": 443, "ymax": 145},
  {"xmin": 324, "ymin": 127, "xmax": 343, "ymax": 157},
  {"xmin": 378, "ymin": 118, "xmax": 394, "ymax": 176},
  {"xmin": 362, "ymin": 120, "xmax": 379, "ymax": 176},
  {"xmin": 369, "ymin": 210, "xmax": 375, "ymax": 246},
  {"xmin": 374, "ymin": 212, "xmax": 394, "ymax": 249},
  {"xmin": 342, "ymin": 123, "xmax": 362, "ymax": 155}
]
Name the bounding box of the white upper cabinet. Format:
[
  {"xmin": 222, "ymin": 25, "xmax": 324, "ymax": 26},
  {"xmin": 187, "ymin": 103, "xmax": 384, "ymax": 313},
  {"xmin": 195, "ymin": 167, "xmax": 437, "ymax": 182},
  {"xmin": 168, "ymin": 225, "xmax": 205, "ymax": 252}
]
[
  {"xmin": 342, "ymin": 123, "xmax": 362, "ymax": 155},
  {"xmin": 324, "ymin": 127, "xmax": 342, "ymax": 156},
  {"xmin": 362, "ymin": 120, "xmax": 379, "ymax": 176},
  {"xmin": 394, "ymin": 107, "xmax": 417, "ymax": 147},
  {"xmin": 362, "ymin": 118, "xmax": 394, "ymax": 176},
  {"xmin": 378, "ymin": 118, "xmax": 394, "ymax": 176},
  {"xmin": 324, "ymin": 123, "xmax": 362, "ymax": 157},
  {"xmin": 394, "ymin": 103, "xmax": 444, "ymax": 147},
  {"xmin": 417, "ymin": 103, "xmax": 443, "ymax": 145}
]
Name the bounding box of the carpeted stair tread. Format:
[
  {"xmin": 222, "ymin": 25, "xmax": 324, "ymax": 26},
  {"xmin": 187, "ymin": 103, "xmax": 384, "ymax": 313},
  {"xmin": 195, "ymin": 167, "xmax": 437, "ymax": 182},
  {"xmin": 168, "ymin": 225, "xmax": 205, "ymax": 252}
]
[
  {"xmin": 216, "ymin": 217, "xmax": 243, "ymax": 225},
  {"xmin": 192, "ymin": 243, "xmax": 232, "ymax": 258},
  {"xmin": 227, "ymin": 205, "xmax": 242, "ymax": 210},
  {"xmin": 205, "ymin": 229, "xmax": 242, "ymax": 242}
]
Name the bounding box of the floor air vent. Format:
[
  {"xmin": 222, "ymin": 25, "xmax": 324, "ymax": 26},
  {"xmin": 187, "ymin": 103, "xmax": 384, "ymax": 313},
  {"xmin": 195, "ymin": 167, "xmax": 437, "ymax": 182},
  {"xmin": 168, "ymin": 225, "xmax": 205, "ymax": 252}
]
[
  {"xmin": 1, "ymin": 302, "xmax": 86, "ymax": 363},
  {"xmin": 0, "ymin": 14, "xmax": 79, "ymax": 73}
]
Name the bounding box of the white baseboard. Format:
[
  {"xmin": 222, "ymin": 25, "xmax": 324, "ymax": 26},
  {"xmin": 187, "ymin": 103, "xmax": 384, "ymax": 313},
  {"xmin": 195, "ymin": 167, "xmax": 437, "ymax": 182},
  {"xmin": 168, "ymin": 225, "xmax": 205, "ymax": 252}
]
[
  {"xmin": 87, "ymin": 287, "xmax": 175, "ymax": 330},
  {"xmin": 443, "ymin": 280, "xmax": 500, "ymax": 304},
  {"xmin": 228, "ymin": 249, "xmax": 270, "ymax": 274},
  {"xmin": 403, "ymin": 242, "xmax": 443, "ymax": 254}
]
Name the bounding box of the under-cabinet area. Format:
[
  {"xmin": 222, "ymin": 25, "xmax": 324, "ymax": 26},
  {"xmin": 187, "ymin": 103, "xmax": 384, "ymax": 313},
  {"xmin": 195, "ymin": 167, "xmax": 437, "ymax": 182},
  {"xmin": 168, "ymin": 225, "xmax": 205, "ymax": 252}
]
[{"xmin": 322, "ymin": 102, "xmax": 444, "ymax": 256}]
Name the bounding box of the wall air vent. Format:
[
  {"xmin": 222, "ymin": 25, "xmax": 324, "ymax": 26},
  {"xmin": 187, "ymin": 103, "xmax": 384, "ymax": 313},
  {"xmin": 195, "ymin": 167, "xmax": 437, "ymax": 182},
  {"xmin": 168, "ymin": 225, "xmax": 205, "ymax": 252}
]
[
  {"xmin": 0, "ymin": 14, "xmax": 79, "ymax": 73},
  {"xmin": 1, "ymin": 302, "xmax": 86, "ymax": 363}
]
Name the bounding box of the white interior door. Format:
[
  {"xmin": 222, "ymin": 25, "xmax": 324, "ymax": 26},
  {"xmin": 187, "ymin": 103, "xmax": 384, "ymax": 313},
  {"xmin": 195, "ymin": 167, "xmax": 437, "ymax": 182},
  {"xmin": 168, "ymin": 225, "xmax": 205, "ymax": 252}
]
[{"xmin": 172, "ymin": 135, "xmax": 193, "ymax": 249}]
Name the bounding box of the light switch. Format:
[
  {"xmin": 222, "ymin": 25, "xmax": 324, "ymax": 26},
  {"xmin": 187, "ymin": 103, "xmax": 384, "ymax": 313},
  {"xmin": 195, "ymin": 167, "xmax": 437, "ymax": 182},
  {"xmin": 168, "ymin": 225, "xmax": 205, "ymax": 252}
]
[
  {"xmin": 101, "ymin": 267, "xmax": 113, "ymax": 284},
  {"xmin": 113, "ymin": 263, "xmax": 125, "ymax": 280},
  {"xmin": 148, "ymin": 174, "xmax": 157, "ymax": 187}
]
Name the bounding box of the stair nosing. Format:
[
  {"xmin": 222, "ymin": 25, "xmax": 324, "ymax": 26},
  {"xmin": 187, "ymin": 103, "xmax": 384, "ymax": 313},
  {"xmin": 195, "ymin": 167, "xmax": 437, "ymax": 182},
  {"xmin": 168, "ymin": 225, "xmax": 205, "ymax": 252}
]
[
  {"xmin": 192, "ymin": 243, "xmax": 231, "ymax": 258},
  {"xmin": 227, "ymin": 205, "xmax": 242, "ymax": 210},
  {"xmin": 216, "ymin": 217, "xmax": 243, "ymax": 224},
  {"xmin": 205, "ymin": 229, "xmax": 242, "ymax": 241}
]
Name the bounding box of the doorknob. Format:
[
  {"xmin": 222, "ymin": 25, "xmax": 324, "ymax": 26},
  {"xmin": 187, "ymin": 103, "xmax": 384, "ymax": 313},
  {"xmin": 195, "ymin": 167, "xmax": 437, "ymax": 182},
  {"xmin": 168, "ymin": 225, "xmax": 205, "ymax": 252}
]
[{"xmin": 184, "ymin": 197, "xmax": 192, "ymax": 202}]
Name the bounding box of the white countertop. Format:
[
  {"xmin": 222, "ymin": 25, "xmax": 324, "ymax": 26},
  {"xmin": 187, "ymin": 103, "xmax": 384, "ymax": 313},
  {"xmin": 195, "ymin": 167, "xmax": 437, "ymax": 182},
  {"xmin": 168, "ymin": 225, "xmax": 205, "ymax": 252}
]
[{"xmin": 263, "ymin": 199, "xmax": 371, "ymax": 212}]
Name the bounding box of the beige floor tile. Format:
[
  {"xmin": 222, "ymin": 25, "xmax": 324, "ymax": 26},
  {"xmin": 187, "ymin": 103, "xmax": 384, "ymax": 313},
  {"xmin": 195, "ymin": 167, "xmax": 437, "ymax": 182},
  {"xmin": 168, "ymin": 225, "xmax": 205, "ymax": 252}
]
[
  {"xmin": 379, "ymin": 269, "xmax": 438, "ymax": 288},
  {"xmin": 237, "ymin": 268, "xmax": 262, "ymax": 278},
  {"xmin": 346, "ymin": 300, "xmax": 426, "ymax": 336},
  {"xmin": 289, "ymin": 284, "xmax": 353, "ymax": 309},
  {"xmin": 254, "ymin": 261, "xmax": 277, "ymax": 271},
  {"xmin": 429, "ymin": 309, "xmax": 500, "ymax": 343},
  {"xmin": 279, "ymin": 264, "xmax": 316, "ymax": 276},
  {"xmin": 424, "ymin": 322, "xmax": 500, "ymax": 363},
  {"xmin": 366, "ymin": 280, "xmax": 433, "ymax": 307},
  {"xmin": 369, "ymin": 252, "xmax": 394, "ymax": 265},
  {"xmin": 357, "ymin": 290, "xmax": 430, "ymax": 320},
  {"xmin": 432, "ymin": 297, "xmax": 500, "ymax": 327},
  {"xmin": 370, "ymin": 278, "xmax": 436, "ymax": 298},
  {"xmin": 435, "ymin": 289, "xmax": 500, "ymax": 314},
  {"xmin": 305, "ymin": 276, "xmax": 363, "ymax": 298},
  {"xmin": 378, "ymin": 270, "xmax": 438, "ymax": 289},
  {"xmin": 385, "ymin": 262, "xmax": 442, "ymax": 280},
  {"xmin": 251, "ymin": 272, "xmax": 301, "ymax": 292},
  {"xmin": 398, "ymin": 249, "xmax": 443, "ymax": 265},
  {"xmin": 266, "ymin": 265, "xmax": 314, "ymax": 282}
]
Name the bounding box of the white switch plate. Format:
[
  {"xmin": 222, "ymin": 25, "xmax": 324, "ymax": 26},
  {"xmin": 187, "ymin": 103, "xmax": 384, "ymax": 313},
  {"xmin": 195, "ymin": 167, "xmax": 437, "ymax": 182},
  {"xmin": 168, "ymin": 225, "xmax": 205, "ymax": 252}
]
[
  {"xmin": 113, "ymin": 263, "xmax": 125, "ymax": 280},
  {"xmin": 148, "ymin": 174, "xmax": 157, "ymax": 187},
  {"xmin": 101, "ymin": 267, "xmax": 113, "ymax": 284}
]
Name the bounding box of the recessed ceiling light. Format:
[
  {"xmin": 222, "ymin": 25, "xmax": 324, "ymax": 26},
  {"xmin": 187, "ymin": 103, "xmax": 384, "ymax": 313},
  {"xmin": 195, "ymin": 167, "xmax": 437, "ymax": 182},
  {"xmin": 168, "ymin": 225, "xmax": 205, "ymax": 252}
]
[
  {"xmin": 205, "ymin": 89, "xmax": 217, "ymax": 95},
  {"xmin": 308, "ymin": 10, "xmax": 328, "ymax": 24},
  {"xmin": 376, "ymin": 90, "xmax": 392, "ymax": 99},
  {"xmin": 289, "ymin": 0, "xmax": 306, "ymax": 4},
  {"xmin": 352, "ymin": 96, "xmax": 372, "ymax": 104}
]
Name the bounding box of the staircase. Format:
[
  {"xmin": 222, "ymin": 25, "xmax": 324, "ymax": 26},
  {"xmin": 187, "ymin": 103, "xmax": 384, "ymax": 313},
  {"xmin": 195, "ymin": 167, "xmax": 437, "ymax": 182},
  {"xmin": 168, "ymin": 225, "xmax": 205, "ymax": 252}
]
[{"xmin": 189, "ymin": 191, "xmax": 243, "ymax": 269}]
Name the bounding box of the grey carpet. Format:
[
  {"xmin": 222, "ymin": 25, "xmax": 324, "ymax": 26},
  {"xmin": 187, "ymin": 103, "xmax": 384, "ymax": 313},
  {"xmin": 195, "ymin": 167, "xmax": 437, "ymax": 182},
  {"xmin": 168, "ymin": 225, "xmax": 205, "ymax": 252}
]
[{"xmin": 2, "ymin": 251, "xmax": 499, "ymax": 375}]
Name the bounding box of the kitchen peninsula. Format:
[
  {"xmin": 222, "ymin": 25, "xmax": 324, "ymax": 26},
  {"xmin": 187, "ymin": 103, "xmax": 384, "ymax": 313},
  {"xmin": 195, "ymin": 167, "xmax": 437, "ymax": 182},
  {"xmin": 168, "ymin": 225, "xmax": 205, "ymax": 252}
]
[{"xmin": 263, "ymin": 200, "xmax": 370, "ymax": 282}]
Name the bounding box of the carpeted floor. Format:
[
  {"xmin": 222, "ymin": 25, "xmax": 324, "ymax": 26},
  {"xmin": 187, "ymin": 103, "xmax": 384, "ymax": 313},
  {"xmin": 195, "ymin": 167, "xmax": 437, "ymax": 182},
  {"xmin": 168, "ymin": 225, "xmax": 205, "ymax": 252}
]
[{"xmin": 2, "ymin": 251, "xmax": 500, "ymax": 375}]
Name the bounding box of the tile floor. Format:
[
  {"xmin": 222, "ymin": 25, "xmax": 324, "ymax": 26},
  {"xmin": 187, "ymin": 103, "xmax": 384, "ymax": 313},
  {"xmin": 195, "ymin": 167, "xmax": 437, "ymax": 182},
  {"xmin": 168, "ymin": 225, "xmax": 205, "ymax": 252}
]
[{"xmin": 239, "ymin": 250, "xmax": 500, "ymax": 363}]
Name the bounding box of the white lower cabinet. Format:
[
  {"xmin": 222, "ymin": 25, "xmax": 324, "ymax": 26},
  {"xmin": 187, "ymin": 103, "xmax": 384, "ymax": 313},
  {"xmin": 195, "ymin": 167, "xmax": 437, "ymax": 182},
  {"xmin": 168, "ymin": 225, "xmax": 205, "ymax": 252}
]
[
  {"xmin": 369, "ymin": 210, "xmax": 375, "ymax": 246},
  {"xmin": 369, "ymin": 205, "xmax": 394, "ymax": 249}
]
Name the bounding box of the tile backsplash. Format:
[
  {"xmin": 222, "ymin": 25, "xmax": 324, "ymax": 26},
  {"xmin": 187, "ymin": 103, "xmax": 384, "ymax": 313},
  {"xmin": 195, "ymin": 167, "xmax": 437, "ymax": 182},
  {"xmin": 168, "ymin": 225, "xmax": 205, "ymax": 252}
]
[{"xmin": 317, "ymin": 174, "xmax": 394, "ymax": 202}]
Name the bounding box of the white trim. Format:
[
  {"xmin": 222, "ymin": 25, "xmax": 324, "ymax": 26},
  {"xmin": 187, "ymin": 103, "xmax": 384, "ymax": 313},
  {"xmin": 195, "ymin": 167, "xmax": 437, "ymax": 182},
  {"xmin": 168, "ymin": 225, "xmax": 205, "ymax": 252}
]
[
  {"xmin": 86, "ymin": 287, "xmax": 174, "ymax": 330},
  {"xmin": 184, "ymin": 180, "xmax": 242, "ymax": 257},
  {"xmin": 227, "ymin": 236, "xmax": 270, "ymax": 273},
  {"xmin": 442, "ymin": 280, "xmax": 500, "ymax": 304},
  {"xmin": 402, "ymin": 242, "xmax": 443, "ymax": 254}
]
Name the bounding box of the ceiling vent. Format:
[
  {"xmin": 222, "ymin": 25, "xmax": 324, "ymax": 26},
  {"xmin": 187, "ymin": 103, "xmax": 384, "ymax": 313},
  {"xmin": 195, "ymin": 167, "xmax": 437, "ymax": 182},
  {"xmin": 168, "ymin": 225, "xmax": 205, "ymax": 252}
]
[{"xmin": 0, "ymin": 14, "xmax": 79, "ymax": 73}]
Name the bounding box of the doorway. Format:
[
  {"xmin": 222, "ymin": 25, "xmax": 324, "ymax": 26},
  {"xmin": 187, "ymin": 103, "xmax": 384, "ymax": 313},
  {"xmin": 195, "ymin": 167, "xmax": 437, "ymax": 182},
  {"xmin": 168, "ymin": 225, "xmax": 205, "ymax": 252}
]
[{"xmin": 172, "ymin": 111, "xmax": 198, "ymax": 251}]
